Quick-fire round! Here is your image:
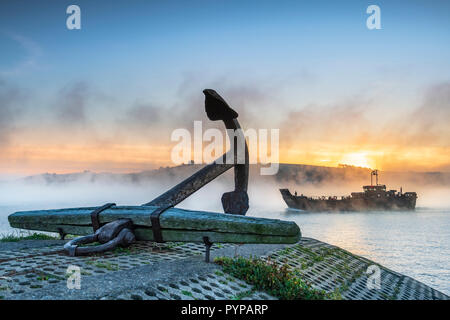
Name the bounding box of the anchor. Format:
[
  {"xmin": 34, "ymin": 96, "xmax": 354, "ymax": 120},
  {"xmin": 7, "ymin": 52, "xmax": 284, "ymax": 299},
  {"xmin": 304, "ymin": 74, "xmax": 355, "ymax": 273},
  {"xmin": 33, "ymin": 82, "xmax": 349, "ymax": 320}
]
[
  {"xmin": 8, "ymin": 90, "xmax": 300, "ymax": 262},
  {"xmin": 62, "ymin": 89, "xmax": 249, "ymax": 260}
]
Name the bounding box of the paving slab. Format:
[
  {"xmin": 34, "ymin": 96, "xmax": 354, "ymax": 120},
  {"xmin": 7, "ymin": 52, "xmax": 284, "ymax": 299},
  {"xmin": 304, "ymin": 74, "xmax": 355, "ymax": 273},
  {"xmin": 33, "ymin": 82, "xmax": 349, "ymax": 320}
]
[{"xmin": 0, "ymin": 238, "xmax": 447, "ymax": 300}]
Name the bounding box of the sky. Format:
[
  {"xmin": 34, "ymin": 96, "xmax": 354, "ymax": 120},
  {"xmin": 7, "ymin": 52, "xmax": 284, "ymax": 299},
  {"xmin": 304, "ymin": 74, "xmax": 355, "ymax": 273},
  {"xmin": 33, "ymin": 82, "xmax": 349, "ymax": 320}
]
[{"xmin": 0, "ymin": 0, "xmax": 450, "ymax": 176}]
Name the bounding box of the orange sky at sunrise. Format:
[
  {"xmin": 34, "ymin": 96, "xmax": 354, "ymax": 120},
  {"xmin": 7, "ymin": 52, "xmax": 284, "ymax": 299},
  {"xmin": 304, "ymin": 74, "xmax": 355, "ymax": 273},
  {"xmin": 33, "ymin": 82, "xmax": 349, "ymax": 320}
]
[
  {"xmin": 2, "ymin": 139, "xmax": 449, "ymax": 176},
  {"xmin": 2, "ymin": 1, "xmax": 450, "ymax": 178}
]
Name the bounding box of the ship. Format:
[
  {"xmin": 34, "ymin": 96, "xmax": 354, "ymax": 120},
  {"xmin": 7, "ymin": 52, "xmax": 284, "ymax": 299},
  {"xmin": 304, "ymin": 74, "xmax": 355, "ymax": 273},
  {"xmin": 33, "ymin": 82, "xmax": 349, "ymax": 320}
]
[{"xmin": 280, "ymin": 170, "xmax": 417, "ymax": 212}]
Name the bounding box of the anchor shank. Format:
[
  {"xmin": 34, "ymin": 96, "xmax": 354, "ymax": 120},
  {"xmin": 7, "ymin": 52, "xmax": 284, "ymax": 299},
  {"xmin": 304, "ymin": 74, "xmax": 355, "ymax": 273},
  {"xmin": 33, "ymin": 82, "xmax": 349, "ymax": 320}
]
[
  {"xmin": 143, "ymin": 152, "xmax": 233, "ymax": 207},
  {"xmin": 228, "ymin": 118, "xmax": 249, "ymax": 193}
]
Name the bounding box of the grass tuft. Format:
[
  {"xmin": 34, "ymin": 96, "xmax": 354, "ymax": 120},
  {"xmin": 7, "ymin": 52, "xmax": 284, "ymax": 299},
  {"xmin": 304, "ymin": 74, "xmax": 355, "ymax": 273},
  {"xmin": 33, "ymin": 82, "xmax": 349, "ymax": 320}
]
[
  {"xmin": 181, "ymin": 290, "xmax": 193, "ymax": 297},
  {"xmin": 0, "ymin": 231, "xmax": 59, "ymax": 242},
  {"xmin": 214, "ymin": 256, "xmax": 339, "ymax": 300}
]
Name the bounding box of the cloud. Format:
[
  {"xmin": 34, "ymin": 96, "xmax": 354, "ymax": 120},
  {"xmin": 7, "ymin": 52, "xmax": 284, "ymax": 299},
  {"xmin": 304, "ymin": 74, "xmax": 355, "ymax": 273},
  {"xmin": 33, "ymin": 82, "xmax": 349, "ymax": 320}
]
[
  {"xmin": 371, "ymin": 82, "xmax": 450, "ymax": 149},
  {"xmin": 54, "ymin": 82, "xmax": 90, "ymax": 126},
  {"xmin": 279, "ymin": 81, "xmax": 450, "ymax": 148},
  {"xmin": 408, "ymin": 81, "xmax": 450, "ymax": 146},
  {"xmin": 111, "ymin": 80, "xmax": 277, "ymax": 150},
  {"xmin": 279, "ymin": 97, "xmax": 373, "ymax": 148},
  {"xmin": 0, "ymin": 79, "xmax": 27, "ymax": 146},
  {"xmin": 272, "ymin": 81, "xmax": 450, "ymax": 171},
  {"xmin": 0, "ymin": 32, "xmax": 42, "ymax": 76},
  {"xmin": 2, "ymin": 74, "xmax": 450, "ymax": 174},
  {"xmin": 126, "ymin": 103, "xmax": 162, "ymax": 126},
  {"xmin": 118, "ymin": 81, "xmax": 266, "ymax": 132}
]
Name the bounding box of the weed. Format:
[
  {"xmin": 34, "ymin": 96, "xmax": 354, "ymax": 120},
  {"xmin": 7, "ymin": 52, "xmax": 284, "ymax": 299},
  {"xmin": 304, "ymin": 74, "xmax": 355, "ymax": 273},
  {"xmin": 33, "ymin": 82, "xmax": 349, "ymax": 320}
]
[
  {"xmin": 215, "ymin": 256, "xmax": 337, "ymax": 300},
  {"xmin": 0, "ymin": 232, "xmax": 59, "ymax": 242}
]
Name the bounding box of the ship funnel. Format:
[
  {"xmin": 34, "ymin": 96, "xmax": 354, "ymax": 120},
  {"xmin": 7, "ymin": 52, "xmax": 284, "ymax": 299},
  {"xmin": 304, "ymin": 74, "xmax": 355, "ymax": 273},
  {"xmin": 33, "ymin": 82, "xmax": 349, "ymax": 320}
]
[{"xmin": 371, "ymin": 170, "xmax": 379, "ymax": 186}]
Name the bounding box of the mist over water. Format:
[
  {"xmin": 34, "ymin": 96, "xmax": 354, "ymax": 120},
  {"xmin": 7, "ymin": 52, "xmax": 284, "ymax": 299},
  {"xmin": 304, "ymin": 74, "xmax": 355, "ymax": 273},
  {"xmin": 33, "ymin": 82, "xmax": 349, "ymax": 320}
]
[{"xmin": 0, "ymin": 167, "xmax": 449, "ymax": 295}]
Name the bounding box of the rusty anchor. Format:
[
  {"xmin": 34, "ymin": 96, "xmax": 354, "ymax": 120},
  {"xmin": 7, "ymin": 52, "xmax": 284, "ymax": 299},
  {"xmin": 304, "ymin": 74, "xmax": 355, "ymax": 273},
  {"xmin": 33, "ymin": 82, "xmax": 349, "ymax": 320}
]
[
  {"xmin": 144, "ymin": 89, "xmax": 249, "ymax": 214},
  {"xmin": 63, "ymin": 89, "xmax": 249, "ymax": 260}
]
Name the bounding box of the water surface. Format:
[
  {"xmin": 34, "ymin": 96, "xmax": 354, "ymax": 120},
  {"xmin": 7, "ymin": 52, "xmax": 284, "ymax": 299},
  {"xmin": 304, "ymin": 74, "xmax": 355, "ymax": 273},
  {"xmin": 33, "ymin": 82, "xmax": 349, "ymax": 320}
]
[
  {"xmin": 251, "ymin": 207, "xmax": 450, "ymax": 295},
  {"xmin": 1, "ymin": 204, "xmax": 448, "ymax": 295}
]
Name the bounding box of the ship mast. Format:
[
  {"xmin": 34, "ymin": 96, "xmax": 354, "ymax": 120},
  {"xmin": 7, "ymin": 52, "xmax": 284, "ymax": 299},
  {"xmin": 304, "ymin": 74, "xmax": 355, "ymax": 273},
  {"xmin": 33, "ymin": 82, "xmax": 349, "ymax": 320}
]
[{"xmin": 371, "ymin": 170, "xmax": 379, "ymax": 186}]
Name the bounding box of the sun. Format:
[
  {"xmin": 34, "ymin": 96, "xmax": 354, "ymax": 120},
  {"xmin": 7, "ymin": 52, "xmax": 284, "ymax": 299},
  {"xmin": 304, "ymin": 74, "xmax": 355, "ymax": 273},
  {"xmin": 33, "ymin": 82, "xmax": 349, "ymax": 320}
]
[{"xmin": 339, "ymin": 152, "xmax": 372, "ymax": 169}]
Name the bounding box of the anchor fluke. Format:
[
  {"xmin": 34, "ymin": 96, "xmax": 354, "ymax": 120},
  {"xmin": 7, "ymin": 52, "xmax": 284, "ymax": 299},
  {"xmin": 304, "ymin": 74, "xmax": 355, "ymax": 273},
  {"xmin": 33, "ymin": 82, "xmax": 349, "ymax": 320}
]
[
  {"xmin": 203, "ymin": 89, "xmax": 238, "ymax": 121},
  {"xmin": 221, "ymin": 190, "xmax": 249, "ymax": 215}
]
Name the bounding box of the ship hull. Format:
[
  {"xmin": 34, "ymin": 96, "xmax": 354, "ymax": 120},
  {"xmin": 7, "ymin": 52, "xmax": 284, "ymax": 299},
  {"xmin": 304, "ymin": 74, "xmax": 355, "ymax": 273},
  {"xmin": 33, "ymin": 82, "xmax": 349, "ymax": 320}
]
[{"xmin": 280, "ymin": 189, "xmax": 416, "ymax": 212}]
